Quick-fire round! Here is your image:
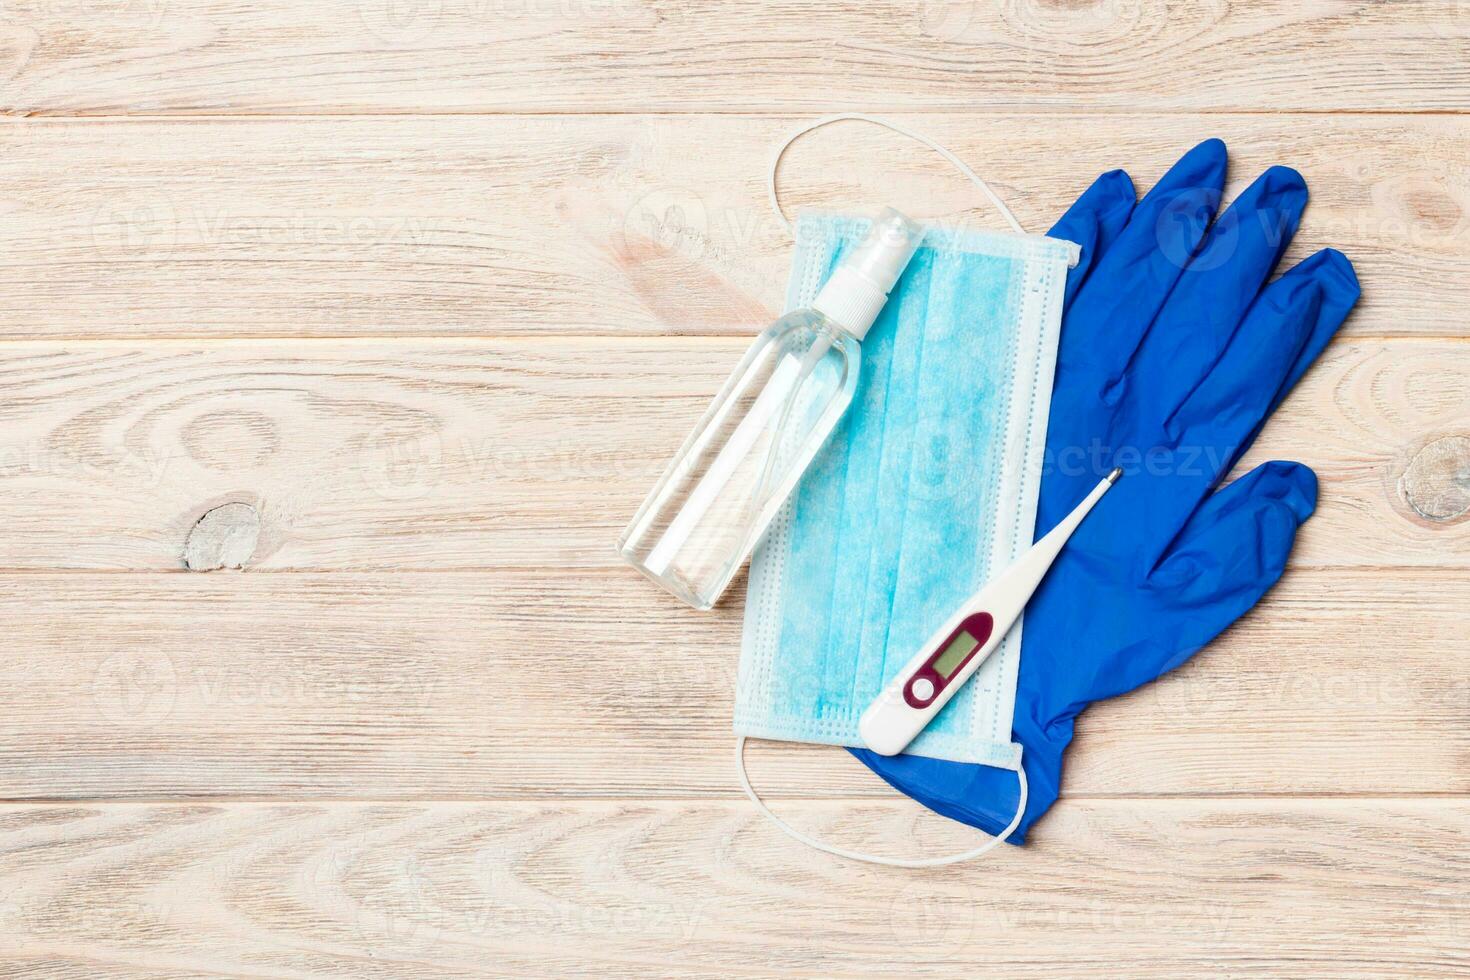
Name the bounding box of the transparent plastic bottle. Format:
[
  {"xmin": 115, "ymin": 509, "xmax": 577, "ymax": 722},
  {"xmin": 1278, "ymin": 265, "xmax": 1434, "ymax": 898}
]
[{"xmin": 619, "ymin": 208, "xmax": 923, "ymax": 609}]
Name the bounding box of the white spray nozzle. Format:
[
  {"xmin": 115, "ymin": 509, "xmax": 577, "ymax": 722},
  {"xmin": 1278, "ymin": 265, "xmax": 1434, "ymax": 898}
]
[
  {"xmin": 811, "ymin": 207, "xmax": 924, "ymax": 340},
  {"xmin": 846, "ymin": 207, "xmax": 924, "ymax": 294}
]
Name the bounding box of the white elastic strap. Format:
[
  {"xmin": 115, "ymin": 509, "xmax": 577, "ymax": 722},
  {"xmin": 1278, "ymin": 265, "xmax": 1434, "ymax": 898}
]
[
  {"xmin": 736, "ymin": 736, "xmax": 1027, "ymax": 868},
  {"xmin": 766, "ymin": 112, "xmax": 1027, "ymax": 238}
]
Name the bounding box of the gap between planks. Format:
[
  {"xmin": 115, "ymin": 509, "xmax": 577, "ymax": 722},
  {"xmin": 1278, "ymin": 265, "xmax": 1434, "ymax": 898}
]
[
  {"xmin": 1, "ymin": 793, "xmax": 1467, "ymax": 806},
  {"xmin": 0, "ymin": 334, "xmax": 1463, "ymax": 345},
  {"xmin": 6, "ymin": 109, "xmax": 1470, "ymax": 120}
]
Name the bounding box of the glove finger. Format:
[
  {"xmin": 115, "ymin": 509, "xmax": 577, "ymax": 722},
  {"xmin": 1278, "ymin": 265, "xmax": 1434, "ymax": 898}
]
[
  {"xmin": 1163, "ymin": 248, "xmax": 1360, "ymax": 464},
  {"xmin": 1048, "ymin": 168, "xmax": 1136, "ymax": 312},
  {"xmin": 1123, "ymin": 166, "xmax": 1309, "ymax": 406},
  {"xmin": 1148, "ymin": 460, "xmax": 1317, "ymax": 675},
  {"xmin": 1267, "ymin": 248, "xmax": 1362, "ymax": 415},
  {"xmin": 1059, "ymin": 138, "xmax": 1227, "ymax": 386}
]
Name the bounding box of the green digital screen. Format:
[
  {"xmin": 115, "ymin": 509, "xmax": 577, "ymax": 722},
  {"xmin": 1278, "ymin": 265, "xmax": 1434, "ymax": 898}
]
[{"xmin": 932, "ymin": 629, "xmax": 979, "ymax": 680}]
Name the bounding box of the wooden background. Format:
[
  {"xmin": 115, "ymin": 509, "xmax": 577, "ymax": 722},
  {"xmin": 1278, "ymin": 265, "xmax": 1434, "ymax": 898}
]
[{"xmin": 0, "ymin": 1, "xmax": 1466, "ymax": 976}]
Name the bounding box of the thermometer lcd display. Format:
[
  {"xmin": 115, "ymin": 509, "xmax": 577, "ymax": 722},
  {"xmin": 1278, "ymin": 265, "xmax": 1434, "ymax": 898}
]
[{"xmin": 932, "ymin": 629, "xmax": 980, "ymax": 680}]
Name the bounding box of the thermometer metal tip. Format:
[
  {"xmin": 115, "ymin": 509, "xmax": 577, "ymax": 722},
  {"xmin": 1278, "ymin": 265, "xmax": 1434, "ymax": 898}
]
[{"xmin": 859, "ymin": 470, "xmax": 1121, "ymax": 756}]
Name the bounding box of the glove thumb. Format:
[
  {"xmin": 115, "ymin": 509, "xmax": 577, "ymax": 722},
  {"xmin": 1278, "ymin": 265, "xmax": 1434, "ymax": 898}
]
[{"xmin": 1149, "ymin": 460, "xmax": 1317, "ymax": 675}]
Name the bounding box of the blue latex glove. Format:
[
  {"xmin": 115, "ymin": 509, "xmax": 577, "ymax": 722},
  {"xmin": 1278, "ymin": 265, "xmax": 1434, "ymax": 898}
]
[{"xmin": 850, "ymin": 140, "xmax": 1361, "ymax": 842}]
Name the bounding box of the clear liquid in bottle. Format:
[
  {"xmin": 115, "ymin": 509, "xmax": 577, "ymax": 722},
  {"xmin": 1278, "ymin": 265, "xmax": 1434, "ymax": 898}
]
[{"xmin": 619, "ymin": 208, "xmax": 923, "ymax": 609}]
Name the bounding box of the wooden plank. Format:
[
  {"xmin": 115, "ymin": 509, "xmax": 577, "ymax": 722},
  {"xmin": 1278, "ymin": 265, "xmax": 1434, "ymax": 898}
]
[
  {"xmin": 0, "ymin": 566, "xmax": 1462, "ymax": 800},
  {"xmin": 0, "ymin": 1, "xmax": 1468, "ymax": 115},
  {"xmin": 0, "ymin": 114, "xmax": 1465, "ymax": 339},
  {"xmin": 0, "ymin": 800, "xmax": 1464, "ymax": 977},
  {"xmin": 0, "ymin": 338, "xmax": 1458, "ymax": 573}
]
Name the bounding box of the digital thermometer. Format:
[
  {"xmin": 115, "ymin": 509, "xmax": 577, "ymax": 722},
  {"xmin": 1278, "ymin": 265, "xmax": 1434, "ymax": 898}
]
[{"xmin": 859, "ymin": 468, "xmax": 1122, "ymax": 756}]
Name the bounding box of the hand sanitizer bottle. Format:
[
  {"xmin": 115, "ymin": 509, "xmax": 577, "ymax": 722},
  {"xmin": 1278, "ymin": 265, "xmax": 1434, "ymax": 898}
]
[{"xmin": 619, "ymin": 208, "xmax": 923, "ymax": 609}]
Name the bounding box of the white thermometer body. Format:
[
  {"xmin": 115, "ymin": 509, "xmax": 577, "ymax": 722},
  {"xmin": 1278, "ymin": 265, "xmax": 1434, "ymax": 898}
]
[{"xmin": 859, "ymin": 469, "xmax": 1121, "ymax": 756}]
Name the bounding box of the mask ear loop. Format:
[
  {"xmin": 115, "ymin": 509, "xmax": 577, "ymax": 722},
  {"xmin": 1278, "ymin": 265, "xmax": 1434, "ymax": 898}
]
[
  {"xmin": 737, "ymin": 736, "xmax": 1028, "ymax": 868},
  {"xmin": 766, "ymin": 112, "xmax": 1027, "ymax": 238}
]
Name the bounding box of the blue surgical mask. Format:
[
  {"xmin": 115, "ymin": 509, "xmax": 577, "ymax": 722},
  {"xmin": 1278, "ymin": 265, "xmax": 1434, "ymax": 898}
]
[{"xmin": 734, "ymin": 114, "xmax": 1078, "ymax": 866}]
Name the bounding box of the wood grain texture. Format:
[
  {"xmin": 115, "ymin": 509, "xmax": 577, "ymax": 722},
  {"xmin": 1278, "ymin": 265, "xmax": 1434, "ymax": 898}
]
[
  {"xmin": 0, "ymin": 801, "xmax": 1465, "ymax": 977},
  {"xmin": 0, "ymin": 566, "xmax": 1463, "ymax": 800},
  {"xmin": 0, "ymin": 1, "xmax": 1469, "ymax": 115},
  {"xmin": 0, "ymin": 114, "xmax": 1465, "ymax": 339},
  {"xmin": 0, "ymin": 338, "xmax": 1458, "ymax": 572},
  {"xmin": 0, "ymin": 0, "xmax": 1464, "ymax": 969}
]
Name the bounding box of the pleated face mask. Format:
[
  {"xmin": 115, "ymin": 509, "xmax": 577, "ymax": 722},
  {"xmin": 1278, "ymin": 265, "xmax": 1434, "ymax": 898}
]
[{"xmin": 733, "ymin": 114, "xmax": 1077, "ymax": 866}]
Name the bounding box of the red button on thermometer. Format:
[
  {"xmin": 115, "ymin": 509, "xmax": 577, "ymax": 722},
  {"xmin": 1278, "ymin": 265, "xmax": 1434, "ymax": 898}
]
[{"xmin": 859, "ymin": 468, "xmax": 1122, "ymax": 757}]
